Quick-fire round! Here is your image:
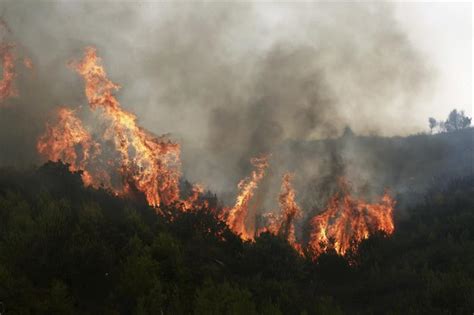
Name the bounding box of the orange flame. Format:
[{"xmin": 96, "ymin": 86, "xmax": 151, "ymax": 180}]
[
  {"xmin": 72, "ymin": 47, "xmax": 181, "ymax": 207},
  {"xmin": 37, "ymin": 107, "xmax": 100, "ymax": 186},
  {"xmin": 23, "ymin": 57, "xmax": 33, "ymax": 70},
  {"xmin": 38, "ymin": 47, "xmax": 181, "ymax": 208},
  {"xmin": 181, "ymin": 183, "xmax": 205, "ymax": 211},
  {"xmin": 0, "ymin": 43, "xmax": 17, "ymax": 103},
  {"xmin": 259, "ymin": 173, "xmax": 303, "ymax": 253},
  {"xmin": 277, "ymin": 173, "xmax": 303, "ymax": 253},
  {"xmin": 224, "ymin": 155, "xmax": 269, "ymax": 240},
  {"xmin": 308, "ymin": 178, "xmax": 395, "ymax": 258},
  {"xmin": 35, "ymin": 47, "xmax": 396, "ymax": 257}
]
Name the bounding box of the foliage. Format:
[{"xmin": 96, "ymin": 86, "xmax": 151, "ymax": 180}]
[
  {"xmin": 0, "ymin": 162, "xmax": 473, "ymax": 314},
  {"xmin": 429, "ymin": 109, "xmax": 471, "ymax": 133}
]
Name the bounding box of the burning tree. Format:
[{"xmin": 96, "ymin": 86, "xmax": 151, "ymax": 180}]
[
  {"xmin": 0, "ymin": 42, "xmax": 16, "ymax": 102},
  {"xmin": 223, "ymin": 155, "xmax": 269, "ymax": 241},
  {"xmin": 259, "ymin": 173, "xmax": 303, "ymax": 253},
  {"xmin": 38, "ymin": 47, "xmax": 181, "ymax": 208},
  {"xmin": 308, "ymin": 178, "xmax": 395, "ymax": 258}
]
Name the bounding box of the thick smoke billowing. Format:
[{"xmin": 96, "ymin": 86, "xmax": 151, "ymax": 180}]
[{"xmin": 0, "ymin": 2, "xmax": 434, "ymax": 210}]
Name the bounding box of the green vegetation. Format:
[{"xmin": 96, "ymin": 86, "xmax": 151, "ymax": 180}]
[
  {"xmin": 429, "ymin": 109, "xmax": 472, "ymax": 134},
  {"xmin": 0, "ymin": 162, "xmax": 473, "ymax": 314}
]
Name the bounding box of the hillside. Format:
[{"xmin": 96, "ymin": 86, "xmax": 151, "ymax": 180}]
[
  {"xmin": 274, "ymin": 127, "xmax": 473, "ymax": 210},
  {"xmin": 0, "ymin": 159, "xmax": 473, "ymax": 314}
]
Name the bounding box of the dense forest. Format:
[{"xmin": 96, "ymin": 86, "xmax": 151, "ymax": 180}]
[{"xmin": 0, "ymin": 151, "xmax": 473, "ymax": 314}]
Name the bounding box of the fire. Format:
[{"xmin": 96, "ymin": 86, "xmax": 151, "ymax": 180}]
[
  {"xmin": 224, "ymin": 155, "xmax": 269, "ymax": 240},
  {"xmin": 37, "ymin": 107, "xmax": 100, "ymax": 186},
  {"xmin": 0, "ymin": 43, "xmax": 17, "ymax": 103},
  {"xmin": 308, "ymin": 178, "xmax": 395, "ymax": 258},
  {"xmin": 35, "ymin": 46, "xmax": 396, "ymax": 259},
  {"xmin": 276, "ymin": 173, "xmax": 303, "ymax": 253},
  {"xmin": 38, "ymin": 47, "xmax": 181, "ymax": 208},
  {"xmin": 182, "ymin": 183, "xmax": 205, "ymax": 211},
  {"xmin": 259, "ymin": 173, "xmax": 304, "ymax": 252},
  {"xmin": 23, "ymin": 57, "xmax": 33, "ymax": 70},
  {"xmin": 257, "ymin": 176, "xmax": 394, "ymax": 258},
  {"xmin": 0, "ymin": 18, "xmax": 33, "ymax": 104}
]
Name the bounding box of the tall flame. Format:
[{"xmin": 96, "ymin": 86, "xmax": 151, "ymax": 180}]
[
  {"xmin": 277, "ymin": 173, "xmax": 303, "ymax": 253},
  {"xmin": 36, "ymin": 107, "xmax": 100, "ymax": 186},
  {"xmin": 308, "ymin": 178, "xmax": 395, "ymax": 258},
  {"xmin": 259, "ymin": 173, "xmax": 303, "ymax": 253},
  {"xmin": 0, "ymin": 19, "xmax": 33, "ymax": 104},
  {"xmin": 0, "ymin": 43, "xmax": 17, "ymax": 103},
  {"xmin": 72, "ymin": 47, "xmax": 181, "ymax": 207},
  {"xmin": 224, "ymin": 155, "xmax": 269, "ymax": 240},
  {"xmin": 38, "ymin": 47, "xmax": 181, "ymax": 207}
]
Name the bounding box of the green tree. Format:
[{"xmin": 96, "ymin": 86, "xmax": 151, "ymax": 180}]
[
  {"xmin": 194, "ymin": 280, "xmax": 257, "ymax": 315},
  {"xmin": 444, "ymin": 109, "xmax": 471, "ymax": 132}
]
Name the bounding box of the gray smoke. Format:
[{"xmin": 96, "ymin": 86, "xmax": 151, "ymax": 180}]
[{"xmin": 0, "ymin": 1, "xmax": 433, "ymax": 210}]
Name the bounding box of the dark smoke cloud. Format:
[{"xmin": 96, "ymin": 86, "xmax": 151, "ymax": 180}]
[{"xmin": 0, "ymin": 1, "xmax": 433, "ymax": 209}]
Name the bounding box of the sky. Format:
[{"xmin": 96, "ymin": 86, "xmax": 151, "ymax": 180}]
[
  {"xmin": 394, "ymin": 2, "xmax": 472, "ymax": 118},
  {"xmin": 253, "ymin": 1, "xmax": 472, "ymax": 126},
  {"xmin": 2, "ymin": 1, "xmax": 471, "ymax": 135}
]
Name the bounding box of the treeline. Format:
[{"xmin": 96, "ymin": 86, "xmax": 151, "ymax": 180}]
[
  {"xmin": 429, "ymin": 109, "xmax": 471, "ymax": 134},
  {"xmin": 0, "ymin": 162, "xmax": 473, "ymax": 314}
]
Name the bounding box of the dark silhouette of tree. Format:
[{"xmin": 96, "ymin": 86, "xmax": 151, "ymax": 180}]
[
  {"xmin": 444, "ymin": 109, "xmax": 471, "ymax": 132},
  {"xmin": 342, "ymin": 126, "xmax": 355, "ymax": 138},
  {"xmin": 428, "ymin": 117, "xmax": 437, "ymax": 134},
  {"xmin": 428, "ymin": 109, "xmax": 471, "ymax": 133}
]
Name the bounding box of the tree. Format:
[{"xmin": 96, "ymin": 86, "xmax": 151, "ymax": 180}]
[
  {"xmin": 444, "ymin": 109, "xmax": 471, "ymax": 132},
  {"xmin": 194, "ymin": 280, "xmax": 257, "ymax": 315},
  {"xmin": 428, "ymin": 117, "xmax": 437, "ymax": 134},
  {"xmin": 342, "ymin": 126, "xmax": 355, "ymax": 138}
]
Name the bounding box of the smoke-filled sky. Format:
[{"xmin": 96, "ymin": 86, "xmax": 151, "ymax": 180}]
[
  {"xmin": 0, "ymin": 1, "xmax": 471, "ymax": 197},
  {"xmin": 393, "ymin": 2, "xmax": 471, "ymax": 119}
]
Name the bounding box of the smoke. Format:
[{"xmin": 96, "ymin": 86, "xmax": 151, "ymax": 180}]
[{"xmin": 0, "ymin": 1, "xmax": 433, "ymax": 208}]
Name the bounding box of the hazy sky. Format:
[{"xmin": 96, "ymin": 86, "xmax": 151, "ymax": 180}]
[
  {"xmin": 3, "ymin": 1, "xmax": 470, "ymax": 134},
  {"xmin": 135, "ymin": 1, "xmax": 472, "ymax": 134},
  {"xmin": 394, "ymin": 2, "xmax": 472, "ymax": 118},
  {"xmin": 258, "ymin": 1, "xmax": 472, "ymax": 122}
]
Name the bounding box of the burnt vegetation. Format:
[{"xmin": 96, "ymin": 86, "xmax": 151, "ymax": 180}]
[{"xmin": 0, "ymin": 129, "xmax": 473, "ymax": 315}]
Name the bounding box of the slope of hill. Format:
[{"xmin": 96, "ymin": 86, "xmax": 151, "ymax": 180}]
[
  {"xmin": 274, "ymin": 127, "xmax": 473, "ymax": 211},
  {"xmin": 0, "ymin": 159, "xmax": 473, "ymax": 314}
]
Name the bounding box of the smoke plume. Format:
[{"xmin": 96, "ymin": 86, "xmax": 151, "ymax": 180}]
[{"xmin": 0, "ymin": 2, "xmax": 433, "ymax": 210}]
